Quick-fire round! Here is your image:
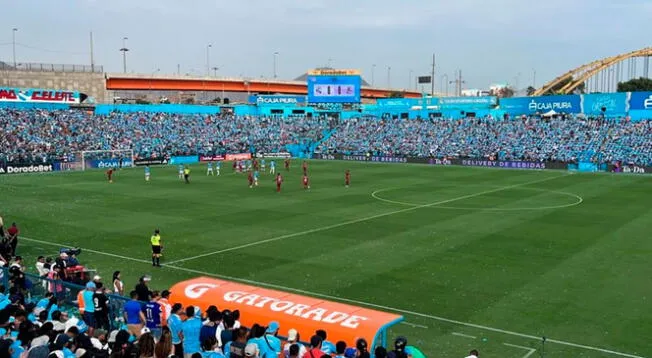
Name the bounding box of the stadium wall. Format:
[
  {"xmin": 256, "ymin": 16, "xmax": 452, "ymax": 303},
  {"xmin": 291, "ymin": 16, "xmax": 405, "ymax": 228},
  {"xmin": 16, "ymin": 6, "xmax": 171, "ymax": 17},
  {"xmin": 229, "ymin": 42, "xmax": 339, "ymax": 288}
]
[{"xmin": 0, "ymin": 69, "xmax": 108, "ymax": 103}]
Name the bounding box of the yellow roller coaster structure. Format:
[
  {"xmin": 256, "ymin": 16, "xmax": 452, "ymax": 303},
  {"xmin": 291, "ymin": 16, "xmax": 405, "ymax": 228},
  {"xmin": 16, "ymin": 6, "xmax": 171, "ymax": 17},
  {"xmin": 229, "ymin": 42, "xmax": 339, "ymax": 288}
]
[{"xmin": 534, "ymin": 47, "xmax": 652, "ymax": 96}]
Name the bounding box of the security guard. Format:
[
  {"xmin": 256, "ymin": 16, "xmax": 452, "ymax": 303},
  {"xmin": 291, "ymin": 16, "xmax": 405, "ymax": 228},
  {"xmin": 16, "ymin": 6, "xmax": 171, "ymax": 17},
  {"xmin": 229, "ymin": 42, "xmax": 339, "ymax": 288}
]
[{"xmin": 151, "ymin": 229, "xmax": 162, "ymax": 267}]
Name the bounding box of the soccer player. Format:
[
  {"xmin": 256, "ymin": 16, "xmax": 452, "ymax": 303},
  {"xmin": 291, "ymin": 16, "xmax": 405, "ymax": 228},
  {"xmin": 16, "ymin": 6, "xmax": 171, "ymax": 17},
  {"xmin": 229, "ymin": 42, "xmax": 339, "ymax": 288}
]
[
  {"xmin": 145, "ymin": 165, "xmax": 151, "ymax": 182},
  {"xmin": 275, "ymin": 173, "xmax": 283, "ymax": 193},
  {"xmin": 207, "ymin": 162, "xmax": 214, "ymax": 176},
  {"xmin": 216, "ymin": 160, "xmax": 221, "ymax": 176},
  {"xmin": 270, "ymin": 160, "xmax": 276, "ymax": 174},
  {"xmin": 345, "ymin": 170, "xmax": 351, "ymax": 188},
  {"xmin": 254, "ymin": 169, "xmax": 260, "ymax": 187},
  {"xmin": 151, "ymin": 229, "xmax": 162, "ymax": 267},
  {"xmin": 302, "ymin": 174, "xmax": 310, "ymax": 190},
  {"xmin": 253, "ymin": 158, "xmax": 259, "ymax": 171},
  {"xmin": 261, "ymin": 159, "xmax": 266, "ymax": 172},
  {"xmin": 232, "ymin": 160, "xmax": 237, "ymax": 172},
  {"xmin": 183, "ymin": 166, "xmax": 190, "ymax": 184},
  {"xmin": 237, "ymin": 161, "xmax": 243, "ymax": 173},
  {"xmin": 106, "ymin": 168, "xmax": 114, "ymax": 183},
  {"xmin": 284, "ymin": 158, "xmax": 290, "ymax": 171},
  {"xmin": 302, "ymin": 161, "xmax": 308, "ymax": 175},
  {"xmin": 248, "ymin": 170, "xmax": 254, "ymax": 188},
  {"xmin": 178, "ymin": 165, "xmax": 184, "ymax": 180}
]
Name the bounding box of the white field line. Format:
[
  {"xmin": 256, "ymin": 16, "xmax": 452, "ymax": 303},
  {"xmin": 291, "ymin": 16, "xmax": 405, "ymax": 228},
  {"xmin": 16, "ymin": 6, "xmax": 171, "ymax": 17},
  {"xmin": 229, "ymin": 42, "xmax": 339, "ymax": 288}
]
[
  {"xmin": 20, "ymin": 237, "xmax": 645, "ymax": 357},
  {"xmin": 452, "ymin": 332, "xmax": 477, "ymax": 339},
  {"xmin": 167, "ymin": 174, "xmax": 569, "ymax": 265},
  {"xmin": 401, "ymin": 322, "xmax": 429, "ymax": 329},
  {"xmin": 503, "ymin": 343, "xmax": 537, "ymax": 358}
]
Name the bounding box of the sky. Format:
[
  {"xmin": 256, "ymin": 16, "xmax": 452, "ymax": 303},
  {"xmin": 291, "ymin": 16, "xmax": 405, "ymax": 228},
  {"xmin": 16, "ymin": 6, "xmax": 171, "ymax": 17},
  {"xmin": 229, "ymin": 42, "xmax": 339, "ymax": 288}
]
[{"xmin": 0, "ymin": 0, "xmax": 650, "ymax": 91}]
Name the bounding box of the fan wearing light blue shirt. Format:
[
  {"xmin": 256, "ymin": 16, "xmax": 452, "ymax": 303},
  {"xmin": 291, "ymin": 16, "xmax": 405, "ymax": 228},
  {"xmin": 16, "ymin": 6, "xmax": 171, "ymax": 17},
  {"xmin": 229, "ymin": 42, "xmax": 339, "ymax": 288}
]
[{"xmin": 182, "ymin": 306, "xmax": 203, "ymax": 355}]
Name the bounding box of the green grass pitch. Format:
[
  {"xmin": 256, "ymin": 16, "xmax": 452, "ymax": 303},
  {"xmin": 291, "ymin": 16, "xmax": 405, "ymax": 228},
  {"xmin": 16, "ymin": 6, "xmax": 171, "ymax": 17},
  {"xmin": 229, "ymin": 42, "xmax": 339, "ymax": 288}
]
[{"xmin": 2, "ymin": 160, "xmax": 650, "ymax": 358}]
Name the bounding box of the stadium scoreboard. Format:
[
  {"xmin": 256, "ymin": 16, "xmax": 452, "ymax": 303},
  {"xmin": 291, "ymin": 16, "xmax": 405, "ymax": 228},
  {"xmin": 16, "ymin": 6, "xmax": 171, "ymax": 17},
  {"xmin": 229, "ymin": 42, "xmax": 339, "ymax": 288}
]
[{"xmin": 307, "ymin": 69, "xmax": 361, "ymax": 104}]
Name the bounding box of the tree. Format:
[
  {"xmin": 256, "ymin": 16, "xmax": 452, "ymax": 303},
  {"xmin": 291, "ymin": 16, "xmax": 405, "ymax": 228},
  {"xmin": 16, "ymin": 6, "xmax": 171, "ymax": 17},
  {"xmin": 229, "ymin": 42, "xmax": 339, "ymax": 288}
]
[
  {"xmin": 617, "ymin": 77, "xmax": 652, "ymax": 92},
  {"xmin": 541, "ymin": 76, "xmax": 585, "ymax": 95},
  {"xmin": 526, "ymin": 86, "xmax": 536, "ymax": 96}
]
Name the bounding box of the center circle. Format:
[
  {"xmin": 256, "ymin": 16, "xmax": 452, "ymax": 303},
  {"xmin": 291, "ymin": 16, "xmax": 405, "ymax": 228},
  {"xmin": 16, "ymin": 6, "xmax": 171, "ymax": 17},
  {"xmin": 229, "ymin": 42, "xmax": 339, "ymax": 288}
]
[{"xmin": 371, "ymin": 186, "xmax": 583, "ymax": 211}]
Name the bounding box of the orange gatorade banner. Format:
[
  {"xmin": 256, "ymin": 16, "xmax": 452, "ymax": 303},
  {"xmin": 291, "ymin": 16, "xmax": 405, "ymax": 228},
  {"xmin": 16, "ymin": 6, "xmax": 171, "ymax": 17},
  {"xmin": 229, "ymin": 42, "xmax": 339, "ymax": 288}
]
[{"xmin": 169, "ymin": 277, "xmax": 403, "ymax": 347}]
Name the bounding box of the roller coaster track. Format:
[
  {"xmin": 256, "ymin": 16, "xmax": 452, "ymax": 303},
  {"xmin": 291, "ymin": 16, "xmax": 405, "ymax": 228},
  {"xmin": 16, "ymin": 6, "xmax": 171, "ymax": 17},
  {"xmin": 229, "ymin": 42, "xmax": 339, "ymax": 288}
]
[{"xmin": 534, "ymin": 47, "xmax": 652, "ymax": 96}]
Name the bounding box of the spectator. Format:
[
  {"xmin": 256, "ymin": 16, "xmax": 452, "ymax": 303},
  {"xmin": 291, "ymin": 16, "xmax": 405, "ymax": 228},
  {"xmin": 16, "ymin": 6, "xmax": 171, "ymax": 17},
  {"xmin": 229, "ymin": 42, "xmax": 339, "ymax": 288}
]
[
  {"xmin": 136, "ymin": 276, "xmax": 153, "ymax": 302},
  {"xmin": 283, "ymin": 330, "xmax": 306, "ymax": 358},
  {"xmin": 113, "ymin": 271, "xmax": 125, "ymax": 296},
  {"xmin": 355, "ymin": 339, "xmax": 369, "ymax": 358},
  {"xmin": 244, "ymin": 343, "xmax": 258, "ymax": 358},
  {"xmin": 465, "ymin": 349, "xmax": 479, "ymax": 358},
  {"xmin": 6, "ymin": 223, "xmax": 19, "ymax": 257},
  {"xmin": 374, "ymin": 347, "xmax": 387, "ymax": 358},
  {"xmin": 287, "ymin": 345, "xmax": 300, "ymax": 358},
  {"xmin": 93, "ymin": 282, "xmax": 110, "ymax": 331},
  {"xmin": 158, "ymin": 290, "xmax": 172, "ymax": 327},
  {"xmin": 138, "ymin": 332, "xmax": 156, "ymax": 358},
  {"xmin": 224, "ymin": 327, "xmax": 247, "ymax": 358},
  {"xmin": 154, "ymin": 327, "xmax": 173, "ymax": 358},
  {"xmin": 202, "ymin": 335, "xmax": 225, "ymax": 358},
  {"xmin": 315, "ymin": 330, "xmax": 335, "ymax": 356},
  {"xmin": 334, "ymin": 341, "xmax": 347, "ymax": 358},
  {"xmin": 387, "ymin": 337, "xmax": 407, "ymax": 358},
  {"xmin": 200, "ymin": 310, "xmax": 222, "ymax": 348},
  {"xmin": 302, "ymin": 336, "xmax": 323, "ymax": 358},
  {"xmin": 181, "ymin": 306, "xmax": 202, "ymax": 357},
  {"xmin": 35, "ymin": 256, "xmax": 49, "ymax": 290},
  {"xmin": 125, "ymin": 290, "xmax": 146, "ymax": 338},
  {"xmin": 80, "ymin": 281, "xmax": 96, "ymax": 336},
  {"xmin": 262, "ymin": 321, "xmax": 281, "ymax": 356},
  {"xmin": 144, "ymin": 291, "xmax": 163, "ymax": 340},
  {"xmin": 167, "ymin": 303, "xmax": 184, "ymax": 357}
]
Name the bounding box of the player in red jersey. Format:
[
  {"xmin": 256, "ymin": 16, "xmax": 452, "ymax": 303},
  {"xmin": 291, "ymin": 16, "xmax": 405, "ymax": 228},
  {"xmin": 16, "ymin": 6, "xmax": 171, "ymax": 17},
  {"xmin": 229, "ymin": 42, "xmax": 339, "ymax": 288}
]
[
  {"xmin": 302, "ymin": 174, "xmax": 310, "ymax": 190},
  {"xmin": 253, "ymin": 159, "xmax": 259, "ymax": 171},
  {"xmin": 284, "ymin": 158, "xmax": 290, "ymax": 171},
  {"xmin": 302, "ymin": 161, "xmax": 308, "ymax": 175},
  {"xmin": 248, "ymin": 170, "xmax": 254, "ymax": 188},
  {"xmin": 232, "ymin": 160, "xmax": 237, "ymax": 172},
  {"xmin": 345, "ymin": 170, "xmax": 351, "ymax": 188},
  {"xmin": 275, "ymin": 173, "xmax": 283, "ymax": 193},
  {"xmin": 106, "ymin": 168, "xmax": 114, "ymax": 183}
]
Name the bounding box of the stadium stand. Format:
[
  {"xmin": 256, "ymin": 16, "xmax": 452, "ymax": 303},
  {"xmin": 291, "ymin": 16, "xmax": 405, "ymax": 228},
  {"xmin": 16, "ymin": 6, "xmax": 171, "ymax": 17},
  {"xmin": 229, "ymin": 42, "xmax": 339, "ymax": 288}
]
[{"xmin": 1, "ymin": 108, "xmax": 651, "ymax": 165}]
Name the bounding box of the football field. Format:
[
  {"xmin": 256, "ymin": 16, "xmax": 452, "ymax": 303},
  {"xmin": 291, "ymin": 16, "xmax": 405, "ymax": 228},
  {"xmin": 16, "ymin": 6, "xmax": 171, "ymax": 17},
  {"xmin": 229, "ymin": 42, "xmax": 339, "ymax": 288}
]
[{"xmin": 2, "ymin": 160, "xmax": 650, "ymax": 357}]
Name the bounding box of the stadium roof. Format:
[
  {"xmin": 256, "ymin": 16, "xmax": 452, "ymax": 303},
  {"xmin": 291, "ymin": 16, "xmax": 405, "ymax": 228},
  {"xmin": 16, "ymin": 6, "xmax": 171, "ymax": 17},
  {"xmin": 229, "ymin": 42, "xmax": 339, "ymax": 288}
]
[{"xmin": 294, "ymin": 67, "xmax": 371, "ymax": 86}]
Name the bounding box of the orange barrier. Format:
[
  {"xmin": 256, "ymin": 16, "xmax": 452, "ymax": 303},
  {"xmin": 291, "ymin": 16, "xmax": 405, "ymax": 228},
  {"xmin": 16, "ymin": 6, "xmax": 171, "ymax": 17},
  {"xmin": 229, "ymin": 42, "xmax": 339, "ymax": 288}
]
[
  {"xmin": 105, "ymin": 76, "xmax": 422, "ymax": 99},
  {"xmin": 169, "ymin": 277, "xmax": 403, "ymax": 348}
]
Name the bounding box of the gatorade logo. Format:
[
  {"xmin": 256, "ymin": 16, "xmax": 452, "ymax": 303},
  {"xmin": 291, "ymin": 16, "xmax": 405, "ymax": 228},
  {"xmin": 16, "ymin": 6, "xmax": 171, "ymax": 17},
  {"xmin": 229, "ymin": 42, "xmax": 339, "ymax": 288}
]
[{"xmin": 184, "ymin": 283, "xmax": 219, "ymax": 299}]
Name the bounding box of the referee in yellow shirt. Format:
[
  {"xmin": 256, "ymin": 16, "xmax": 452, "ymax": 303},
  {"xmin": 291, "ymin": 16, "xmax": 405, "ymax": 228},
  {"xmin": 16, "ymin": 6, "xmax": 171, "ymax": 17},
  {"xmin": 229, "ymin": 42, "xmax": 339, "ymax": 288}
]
[
  {"xmin": 183, "ymin": 166, "xmax": 190, "ymax": 184},
  {"xmin": 151, "ymin": 229, "xmax": 162, "ymax": 267}
]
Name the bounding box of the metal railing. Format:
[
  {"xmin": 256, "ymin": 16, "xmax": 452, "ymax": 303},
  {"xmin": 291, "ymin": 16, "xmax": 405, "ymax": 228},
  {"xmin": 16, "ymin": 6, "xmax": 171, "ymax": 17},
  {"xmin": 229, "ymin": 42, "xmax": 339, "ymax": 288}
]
[
  {"xmin": 0, "ymin": 62, "xmax": 103, "ymax": 73},
  {"xmin": 2, "ymin": 267, "xmax": 135, "ymax": 330}
]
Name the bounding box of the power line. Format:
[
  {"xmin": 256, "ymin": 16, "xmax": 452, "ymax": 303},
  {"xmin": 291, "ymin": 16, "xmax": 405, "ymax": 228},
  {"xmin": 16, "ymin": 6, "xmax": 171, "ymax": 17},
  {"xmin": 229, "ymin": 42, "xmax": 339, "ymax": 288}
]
[{"xmin": 0, "ymin": 42, "xmax": 89, "ymax": 55}]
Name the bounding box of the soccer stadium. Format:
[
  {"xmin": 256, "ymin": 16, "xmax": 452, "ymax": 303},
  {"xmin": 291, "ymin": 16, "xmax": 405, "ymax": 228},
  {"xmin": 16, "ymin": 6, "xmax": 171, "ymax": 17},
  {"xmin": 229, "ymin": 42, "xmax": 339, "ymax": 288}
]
[{"xmin": 1, "ymin": 2, "xmax": 652, "ymax": 358}]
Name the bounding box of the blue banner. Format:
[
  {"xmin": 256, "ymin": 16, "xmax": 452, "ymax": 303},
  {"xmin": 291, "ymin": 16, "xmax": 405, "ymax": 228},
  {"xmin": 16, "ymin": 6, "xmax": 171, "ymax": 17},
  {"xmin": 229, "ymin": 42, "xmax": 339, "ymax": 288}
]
[
  {"xmin": 629, "ymin": 92, "xmax": 652, "ymax": 110},
  {"xmin": 248, "ymin": 95, "xmax": 306, "ymax": 106},
  {"xmin": 439, "ymin": 96, "xmax": 497, "ymax": 108},
  {"xmin": 582, "ymin": 93, "xmax": 628, "ymax": 115},
  {"xmin": 500, "ymin": 95, "xmax": 581, "ymax": 115},
  {"xmin": 169, "ymin": 156, "xmax": 199, "ymax": 165},
  {"xmin": 87, "ymin": 158, "xmax": 134, "ymax": 169},
  {"xmin": 375, "ymin": 98, "xmax": 418, "ymax": 108}
]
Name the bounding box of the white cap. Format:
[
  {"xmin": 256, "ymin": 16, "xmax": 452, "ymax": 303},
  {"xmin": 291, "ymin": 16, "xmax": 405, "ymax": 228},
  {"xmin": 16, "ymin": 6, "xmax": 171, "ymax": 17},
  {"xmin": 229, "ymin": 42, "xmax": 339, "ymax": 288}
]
[
  {"xmin": 245, "ymin": 343, "xmax": 258, "ymax": 357},
  {"xmin": 287, "ymin": 329, "xmax": 298, "ymax": 342},
  {"xmin": 93, "ymin": 275, "xmax": 101, "ymax": 281},
  {"xmin": 141, "ymin": 327, "xmax": 151, "ymax": 335}
]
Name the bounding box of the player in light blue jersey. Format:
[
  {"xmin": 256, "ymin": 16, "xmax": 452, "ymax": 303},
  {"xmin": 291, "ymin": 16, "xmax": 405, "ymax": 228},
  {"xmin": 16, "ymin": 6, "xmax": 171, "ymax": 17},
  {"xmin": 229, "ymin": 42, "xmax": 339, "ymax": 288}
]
[
  {"xmin": 207, "ymin": 162, "xmax": 214, "ymax": 176},
  {"xmin": 253, "ymin": 169, "xmax": 260, "ymax": 186},
  {"xmin": 261, "ymin": 159, "xmax": 266, "ymax": 172},
  {"xmin": 178, "ymin": 165, "xmax": 184, "ymax": 180},
  {"xmin": 246, "ymin": 160, "xmax": 252, "ymax": 170},
  {"xmin": 216, "ymin": 160, "xmax": 221, "ymax": 176},
  {"xmin": 144, "ymin": 165, "xmax": 151, "ymax": 182},
  {"xmin": 270, "ymin": 160, "xmax": 276, "ymax": 174}
]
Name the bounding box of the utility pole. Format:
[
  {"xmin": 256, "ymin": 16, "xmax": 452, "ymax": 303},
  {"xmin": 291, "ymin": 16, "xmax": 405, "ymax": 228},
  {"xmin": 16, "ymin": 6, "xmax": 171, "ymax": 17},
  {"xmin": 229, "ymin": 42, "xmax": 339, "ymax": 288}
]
[
  {"xmin": 431, "ymin": 53, "xmax": 436, "ymax": 96},
  {"xmin": 273, "ymin": 52, "xmax": 279, "ymax": 79},
  {"xmin": 90, "ymin": 31, "xmax": 95, "ymax": 72},
  {"xmin": 371, "ymin": 64, "xmax": 376, "ymax": 87},
  {"xmin": 387, "ymin": 66, "xmax": 392, "ymax": 88},
  {"xmin": 206, "ymin": 44, "xmax": 212, "ymax": 76},
  {"xmin": 449, "ymin": 70, "xmax": 465, "ymax": 96},
  {"xmin": 120, "ymin": 37, "xmax": 129, "ymax": 73},
  {"xmin": 12, "ymin": 28, "xmax": 18, "ymax": 68}
]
